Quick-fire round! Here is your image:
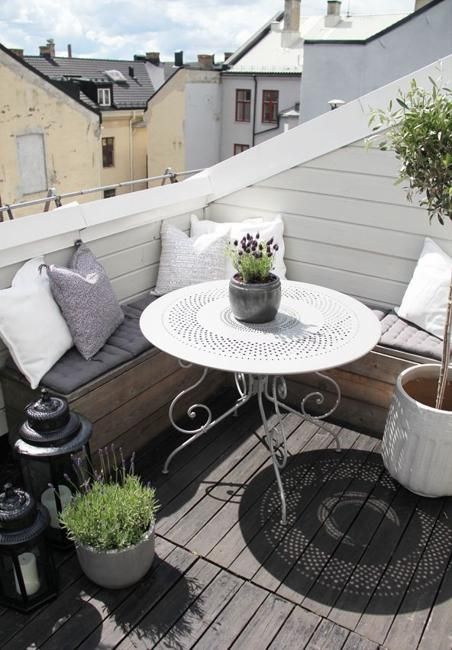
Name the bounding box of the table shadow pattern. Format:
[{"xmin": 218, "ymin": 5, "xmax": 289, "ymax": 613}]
[{"xmin": 239, "ymin": 449, "xmax": 452, "ymax": 615}]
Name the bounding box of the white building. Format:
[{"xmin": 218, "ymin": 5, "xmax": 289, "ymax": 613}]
[
  {"xmin": 300, "ymin": 0, "xmax": 452, "ymax": 122},
  {"xmin": 219, "ymin": 0, "xmax": 409, "ymax": 161}
]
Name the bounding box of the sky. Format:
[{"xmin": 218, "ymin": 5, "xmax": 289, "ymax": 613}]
[{"xmin": 0, "ymin": 0, "xmax": 415, "ymax": 62}]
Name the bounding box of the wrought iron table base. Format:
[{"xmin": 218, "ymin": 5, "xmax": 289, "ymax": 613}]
[{"xmin": 163, "ymin": 362, "xmax": 342, "ymax": 525}]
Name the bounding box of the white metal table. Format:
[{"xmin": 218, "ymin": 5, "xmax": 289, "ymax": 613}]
[{"xmin": 140, "ymin": 280, "xmax": 381, "ymax": 524}]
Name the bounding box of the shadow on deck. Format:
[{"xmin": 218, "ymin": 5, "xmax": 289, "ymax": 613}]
[{"xmin": 1, "ymin": 394, "xmax": 452, "ymax": 650}]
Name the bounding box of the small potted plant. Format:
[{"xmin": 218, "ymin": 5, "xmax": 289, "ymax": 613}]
[
  {"xmin": 369, "ymin": 78, "xmax": 452, "ymax": 496},
  {"xmin": 59, "ymin": 447, "xmax": 159, "ymax": 589},
  {"xmin": 227, "ymin": 232, "xmax": 281, "ymax": 323}
]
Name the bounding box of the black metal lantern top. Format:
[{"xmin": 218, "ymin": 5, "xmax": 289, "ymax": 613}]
[
  {"xmin": 0, "ymin": 484, "xmax": 49, "ymax": 545},
  {"xmin": 15, "ymin": 389, "xmax": 92, "ymax": 457}
]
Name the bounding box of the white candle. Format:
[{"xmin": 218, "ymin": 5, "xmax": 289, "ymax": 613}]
[
  {"xmin": 41, "ymin": 485, "xmax": 72, "ymax": 528},
  {"xmin": 14, "ymin": 552, "xmax": 40, "ymax": 596}
]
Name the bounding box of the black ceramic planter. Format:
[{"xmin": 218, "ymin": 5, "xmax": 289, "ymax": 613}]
[{"xmin": 229, "ymin": 274, "xmax": 281, "ymax": 323}]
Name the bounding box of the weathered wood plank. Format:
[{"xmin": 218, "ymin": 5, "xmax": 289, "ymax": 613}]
[
  {"xmin": 355, "ymin": 498, "xmax": 445, "ymax": 645},
  {"xmin": 327, "ymin": 489, "xmax": 421, "ymax": 632},
  {"xmin": 191, "ymin": 581, "xmax": 268, "ymax": 650},
  {"xmin": 268, "ymin": 605, "xmax": 320, "ymax": 649},
  {"xmin": 154, "ymin": 570, "xmax": 243, "ymax": 649},
  {"xmin": 384, "ymin": 501, "xmax": 452, "ymax": 650},
  {"xmin": 206, "ymin": 422, "xmax": 326, "ymax": 570},
  {"xmin": 229, "ymin": 426, "xmax": 358, "ymax": 582},
  {"xmin": 77, "ymin": 546, "xmax": 197, "ymax": 650},
  {"xmin": 305, "ymin": 618, "xmax": 349, "ymax": 649},
  {"xmin": 229, "ymin": 593, "xmax": 293, "ymax": 649},
  {"xmin": 257, "ymin": 433, "xmax": 378, "ymax": 598},
  {"xmin": 187, "ymin": 416, "xmax": 315, "ymax": 559},
  {"xmin": 116, "ymin": 558, "xmax": 221, "ymax": 649}
]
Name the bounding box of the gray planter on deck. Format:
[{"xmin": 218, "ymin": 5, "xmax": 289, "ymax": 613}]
[{"xmin": 75, "ymin": 523, "xmax": 155, "ymax": 589}]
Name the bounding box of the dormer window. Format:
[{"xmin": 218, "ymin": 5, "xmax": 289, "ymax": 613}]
[{"xmin": 97, "ymin": 87, "xmax": 111, "ymax": 106}]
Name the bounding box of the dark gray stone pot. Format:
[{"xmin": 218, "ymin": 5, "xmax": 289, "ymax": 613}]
[
  {"xmin": 229, "ymin": 274, "xmax": 281, "ymax": 323},
  {"xmin": 75, "ymin": 523, "xmax": 155, "ymax": 589}
]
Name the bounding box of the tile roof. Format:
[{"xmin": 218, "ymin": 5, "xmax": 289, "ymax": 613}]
[{"xmin": 23, "ymin": 55, "xmax": 155, "ymax": 109}]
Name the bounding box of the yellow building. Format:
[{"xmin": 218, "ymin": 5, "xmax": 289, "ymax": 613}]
[
  {"xmin": 145, "ymin": 59, "xmax": 222, "ymax": 186},
  {"xmin": 24, "ymin": 44, "xmax": 163, "ymax": 198},
  {"xmin": 0, "ymin": 44, "xmax": 101, "ymax": 218}
]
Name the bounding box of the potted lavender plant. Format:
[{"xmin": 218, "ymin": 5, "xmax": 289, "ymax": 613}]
[
  {"xmin": 227, "ymin": 232, "xmax": 281, "ymax": 323},
  {"xmin": 59, "ymin": 447, "xmax": 159, "ymax": 589}
]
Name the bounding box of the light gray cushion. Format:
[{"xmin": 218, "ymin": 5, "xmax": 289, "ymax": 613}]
[
  {"xmin": 152, "ymin": 226, "xmax": 228, "ymax": 296},
  {"xmin": 379, "ymin": 311, "xmax": 442, "ymax": 360},
  {"xmin": 6, "ymin": 295, "xmax": 156, "ymax": 394},
  {"xmin": 46, "ymin": 244, "xmax": 124, "ymax": 360}
]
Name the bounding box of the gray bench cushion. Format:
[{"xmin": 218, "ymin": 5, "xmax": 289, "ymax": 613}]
[
  {"xmin": 379, "ymin": 311, "xmax": 442, "ymax": 360},
  {"xmin": 6, "ymin": 295, "xmax": 157, "ymax": 394}
]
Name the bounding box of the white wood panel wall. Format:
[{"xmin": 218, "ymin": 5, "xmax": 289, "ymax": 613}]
[{"xmin": 207, "ymin": 140, "xmax": 452, "ymax": 308}]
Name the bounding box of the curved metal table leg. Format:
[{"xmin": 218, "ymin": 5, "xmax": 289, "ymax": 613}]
[
  {"xmin": 257, "ymin": 376, "xmax": 288, "ymax": 525},
  {"xmin": 263, "ymin": 372, "xmax": 342, "ymax": 450},
  {"xmin": 163, "ymin": 363, "xmax": 253, "ymax": 473}
]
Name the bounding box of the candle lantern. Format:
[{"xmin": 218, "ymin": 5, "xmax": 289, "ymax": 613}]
[
  {"xmin": 0, "ymin": 483, "xmax": 58, "ymax": 612},
  {"xmin": 14, "ymin": 390, "xmax": 92, "ymax": 548}
]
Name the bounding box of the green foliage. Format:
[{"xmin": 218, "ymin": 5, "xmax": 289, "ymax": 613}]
[
  {"xmin": 369, "ymin": 78, "xmax": 452, "ymax": 224},
  {"xmin": 60, "ymin": 450, "xmax": 159, "ymax": 551},
  {"xmin": 227, "ymin": 232, "xmax": 279, "ymax": 283}
]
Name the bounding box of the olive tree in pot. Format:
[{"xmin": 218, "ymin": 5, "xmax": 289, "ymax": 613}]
[
  {"xmin": 370, "ymin": 78, "xmax": 452, "ymax": 496},
  {"xmin": 59, "ymin": 448, "xmax": 159, "ymax": 589}
]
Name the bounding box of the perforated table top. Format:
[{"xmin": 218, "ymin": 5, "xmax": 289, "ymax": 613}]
[{"xmin": 140, "ymin": 280, "xmax": 381, "ymax": 375}]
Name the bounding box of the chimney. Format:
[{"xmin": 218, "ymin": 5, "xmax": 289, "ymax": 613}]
[
  {"xmin": 9, "ymin": 48, "xmax": 24, "ymax": 58},
  {"xmin": 325, "ymin": 1, "xmax": 341, "ymax": 27},
  {"xmin": 128, "ymin": 66, "xmax": 135, "ymax": 78},
  {"xmin": 415, "ymin": 0, "xmax": 433, "ymax": 9},
  {"xmin": 146, "ymin": 51, "xmax": 160, "ymax": 64},
  {"xmin": 282, "ymin": 0, "xmax": 301, "ymax": 46},
  {"xmin": 197, "ymin": 54, "xmax": 214, "ymax": 68},
  {"xmin": 67, "ymin": 44, "xmax": 72, "ymax": 58},
  {"xmin": 39, "ymin": 38, "xmax": 55, "ymax": 58},
  {"xmin": 174, "ymin": 50, "xmax": 184, "ymax": 66}
]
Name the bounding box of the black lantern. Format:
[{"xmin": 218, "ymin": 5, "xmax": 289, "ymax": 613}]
[
  {"xmin": 0, "ymin": 483, "xmax": 58, "ymax": 612},
  {"xmin": 14, "ymin": 390, "xmax": 92, "ymax": 548}
]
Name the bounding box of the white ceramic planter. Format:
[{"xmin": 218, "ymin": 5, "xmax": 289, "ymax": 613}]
[
  {"xmin": 75, "ymin": 524, "xmax": 155, "ymax": 589},
  {"xmin": 382, "ymin": 364, "xmax": 452, "ymax": 497}
]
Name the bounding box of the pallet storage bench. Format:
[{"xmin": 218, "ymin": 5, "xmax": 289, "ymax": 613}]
[{"xmin": 1, "ymin": 295, "xmax": 226, "ymax": 457}]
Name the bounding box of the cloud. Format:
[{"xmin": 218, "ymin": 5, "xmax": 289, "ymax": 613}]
[{"xmin": 0, "ymin": 0, "xmax": 414, "ymax": 61}]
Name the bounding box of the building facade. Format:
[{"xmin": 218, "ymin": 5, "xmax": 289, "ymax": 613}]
[{"xmin": 0, "ymin": 44, "xmax": 101, "ymax": 218}]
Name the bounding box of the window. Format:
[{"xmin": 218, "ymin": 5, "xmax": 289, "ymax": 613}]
[
  {"xmin": 97, "ymin": 87, "xmax": 111, "ymax": 106},
  {"xmin": 102, "ymin": 137, "xmax": 114, "ymax": 167},
  {"xmin": 103, "ymin": 188, "xmax": 116, "ymax": 199},
  {"xmin": 262, "ymin": 90, "xmax": 279, "ymax": 123},
  {"xmin": 16, "ymin": 133, "xmax": 47, "ymax": 194},
  {"xmin": 235, "ymin": 89, "xmax": 251, "ymax": 122},
  {"xmin": 234, "ymin": 144, "xmax": 250, "ymax": 155}
]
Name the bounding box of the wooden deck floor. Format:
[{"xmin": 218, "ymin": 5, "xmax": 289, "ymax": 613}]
[{"xmin": 2, "ymin": 395, "xmax": 452, "ymax": 650}]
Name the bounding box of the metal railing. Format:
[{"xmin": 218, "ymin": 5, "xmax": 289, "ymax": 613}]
[{"xmin": 0, "ymin": 167, "xmax": 203, "ymax": 221}]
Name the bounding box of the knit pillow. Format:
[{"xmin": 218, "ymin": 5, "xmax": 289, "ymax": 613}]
[
  {"xmin": 152, "ymin": 226, "xmax": 228, "ymax": 296},
  {"xmin": 46, "ymin": 244, "xmax": 124, "ymax": 359}
]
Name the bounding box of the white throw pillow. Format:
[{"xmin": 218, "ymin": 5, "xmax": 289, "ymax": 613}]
[
  {"xmin": 190, "ymin": 215, "xmax": 287, "ymax": 279},
  {"xmin": 151, "ymin": 226, "xmax": 228, "ymax": 296},
  {"xmin": 396, "ymin": 237, "xmax": 452, "ymax": 340},
  {"xmin": 0, "ymin": 258, "xmax": 73, "ymax": 388}
]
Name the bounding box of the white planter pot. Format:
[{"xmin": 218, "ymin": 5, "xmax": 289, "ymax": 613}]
[
  {"xmin": 75, "ymin": 524, "xmax": 155, "ymax": 589},
  {"xmin": 382, "ymin": 364, "xmax": 452, "ymax": 497}
]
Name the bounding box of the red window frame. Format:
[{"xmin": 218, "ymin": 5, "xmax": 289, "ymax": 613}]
[
  {"xmin": 235, "ymin": 89, "xmax": 251, "ymax": 122},
  {"xmin": 233, "ymin": 144, "xmax": 250, "ymax": 155},
  {"xmin": 262, "ymin": 90, "xmax": 279, "ymax": 123}
]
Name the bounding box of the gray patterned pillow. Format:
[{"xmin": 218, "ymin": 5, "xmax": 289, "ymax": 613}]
[
  {"xmin": 46, "ymin": 244, "xmax": 124, "ymax": 360},
  {"xmin": 152, "ymin": 226, "xmax": 228, "ymax": 296}
]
